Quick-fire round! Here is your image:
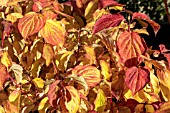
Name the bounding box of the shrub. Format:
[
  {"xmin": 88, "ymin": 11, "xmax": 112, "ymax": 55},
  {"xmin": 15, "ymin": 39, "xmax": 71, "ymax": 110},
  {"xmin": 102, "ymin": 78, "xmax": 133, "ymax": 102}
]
[{"xmin": 0, "ymin": 0, "xmax": 170, "ymax": 112}]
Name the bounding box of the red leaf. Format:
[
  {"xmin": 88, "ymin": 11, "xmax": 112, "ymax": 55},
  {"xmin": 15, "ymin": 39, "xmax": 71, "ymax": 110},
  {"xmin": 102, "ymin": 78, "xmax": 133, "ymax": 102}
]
[
  {"xmin": 93, "ymin": 14, "xmax": 124, "ymax": 33},
  {"xmin": 18, "ymin": 12, "xmax": 45, "ymax": 40},
  {"xmin": 98, "ymin": 0, "xmax": 122, "ymax": 9},
  {"xmin": 125, "ymin": 67, "xmax": 150, "ymax": 95},
  {"xmin": 0, "ymin": 63, "xmax": 9, "ymax": 91},
  {"xmin": 117, "ymin": 31, "xmax": 147, "ymax": 67},
  {"xmin": 159, "ymin": 44, "xmax": 170, "ymax": 68},
  {"xmin": 48, "ymin": 80, "xmax": 60, "ymax": 107},
  {"xmin": 132, "ymin": 12, "xmax": 160, "ymax": 35}
]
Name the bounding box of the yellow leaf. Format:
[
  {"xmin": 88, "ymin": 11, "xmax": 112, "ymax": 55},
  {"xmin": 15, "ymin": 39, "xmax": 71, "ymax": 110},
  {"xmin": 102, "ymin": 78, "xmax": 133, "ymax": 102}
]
[
  {"xmin": 109, "ymin": 5, "xmax": 124, "ymax": 11},
  {"xmin": 65, "ymin": 86, "xmax": 80, "ymax": 113},
  {"xmin": 1, "ymin": 52, "xmax": 12, "ymax": 68},
  {"xmin": 6, "ymin": 13, "xmax": 23, "ymax": 23},
  {"xmin": 84, "ymin": 45, "xmax": 96, "ymax": 65},
  {"xmin": 100, "ymin": 60, "xmax": 111, "ymax": 80},
  {"xmin": 40, "ymin": 19, "xmax": 66, "ymax": 47},
  {"xmin": 145, "ymin": 105, "xmax": 155, "ymax": 113},
  {"xmin": 150, "ymin": 69, "xmax": 160, "ymax": 94},
  {"xmin": 0, "ymin": 105, "xmax": 5, "ymax": 113},
  {"xmin": 33, "ymin": 78, "xmax": 44, "ymax": 89},
  {"xmin": 38, "ymin": 97, "xmax": 49, "ymax": 113},
  {"xmin": 9, "ymin": 90, "xmax": 21, "ymax": 102},
  {"xmin": 94, "ymin": 89, "xmax": 107, "ymax": 112},
  {"xmin": 42, "ymin": 44, "xmax": 54, "ymax": 66}
]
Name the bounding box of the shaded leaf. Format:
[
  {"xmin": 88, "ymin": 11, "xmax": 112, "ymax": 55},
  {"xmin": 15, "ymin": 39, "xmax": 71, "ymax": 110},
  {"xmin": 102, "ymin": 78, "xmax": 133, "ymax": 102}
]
[
  {"xmin": 93, "ymin": 14, "xmax": 125, "ymax": 33},
  {"xmin": 117, "ymin": 31, "xmax": 147, "ymax": 66},
  {"xmin": 72, "ymin": 65, "xmax": 101, "ymax": 87},
  {"xmin": 9, "ymin": 63, "xmax": 23, "ymax": 84},
  {"xmin": 159, "ymin": 44, "xmax": 170, "ymax": 68},
  {"xmin": 84, "ymin": 45, "xmax": 96, "ymax": 65},
  {"xmin": 65, "ymin": 86, "xmax": 80, "ymax": 113},
  {"xmin": 42, "ymin": 44, "xmax": 54, "ymax": 67},
  {"xmin": 132, "ymin": 12, "xmax": 160, "ymax": 35},
  {"xmin": 155, "ymin": 101, "xmax": 170, "ymax": 113},
  {"xmin": 33, "ymin": 78, "xmax": 44, "ymax": 89},
  {"xmin": 94, "ymin": 89, "xmax": 106, "ymax": 112},
  {"xmin": 67, "ymin": 74, "xmax": 88, "ymax": 92},
  {"xmin": 18, "ymin": 12, "xmax": 45, "ymax": 39},
  {"xmin": 9, "ymin": 90, "xmax": 21, "ymax": 102},
  {"xmin": 0, "ymin": 63, "xmax": 9, "ymax": 91},
  {"xmin": 48, "ymin": 80, "xmax": 60, "ymax": 107},
  {"xmin": 125, "ymin": 67, "xmax": 150, "ymax": 95},
  {"xmin": 40, "ymin": 19, "xmax": 66, "ymax": 47}
]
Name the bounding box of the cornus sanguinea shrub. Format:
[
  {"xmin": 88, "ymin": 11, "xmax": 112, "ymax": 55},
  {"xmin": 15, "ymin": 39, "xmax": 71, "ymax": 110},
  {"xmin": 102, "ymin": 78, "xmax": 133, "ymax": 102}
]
[{"xmin": 0, "ymin": 0, "xmax": 170, "ymax": 112}]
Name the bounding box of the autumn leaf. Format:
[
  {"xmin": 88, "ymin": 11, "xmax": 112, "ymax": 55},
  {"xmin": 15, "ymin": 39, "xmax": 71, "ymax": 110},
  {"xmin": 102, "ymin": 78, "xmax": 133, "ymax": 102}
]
[
  {"xmin": 0, "ymin": 63, "xmax": 9, "ymax": 91},
  {"xmin": 84, "ymin": 45, "xmax": 96, "ymax": 65},
  {"xmin": 100, "ymin": 60, "xmax": 111, "ymax": 80},
  {"xmin": 132, "ymin": 12, "xmax": 160, "ymax": 35},
  {"xmin": 72, "ymin": 65, "xmax": 101, "ymax": 87},
  {"xmin": 65, "ymin": 86, "xmax": 80, "ymax": 113},
  {"xmin": 6, "ymin": 13, "xmax": 23, "ymax": 23},
  {"xmin": 18, "ymin": 12, "xmax": 45, "ymax": 39},
  {"xmin": 155, "ymin": 101, "xmax": 170, "ymax": 113},
  {"xmin": 38, "ymin": 97, "xmax": 50, "ymax": 113},
  {"xmin": 0, "ymin": 106, "xmax": 5, "ymax": 113},
  {"xmin": 159, "ymin": 44, "xmax": 170, "ymax": 68},
  {"xmin": 125, "ymin": 66, "xmax": 150, "ymax": 95},
  {"xmin": 1, "ymin": 52, "xmax": 12, "ymax": 68},
  {"xmin": 48, "ymin": 80, "xmax": 60, "ymax": 107},
  {"xmin": 42, "ymin": 44, "xmax": 54, "ymax": 67},
  {"xmin": 117, "ymin": 31, "xmax": 147, "ymax": 67},
  {"xmin": 9, "ymin": 90, "xmax": 21, "ymax": 102},
  {"xmin": 33, "ymin": 78, "xmax": 44, "ymax": 89},
  {"xmin": 93, "ymin": 14, "xmax": 125, "ymax": 33},
  {"xmin": 94, "ymin": 89, "xmax": 107, "ymax": 112},
  {"xmin": 39, "ymin": 19, "xmax": 66, "ymax": 47}
]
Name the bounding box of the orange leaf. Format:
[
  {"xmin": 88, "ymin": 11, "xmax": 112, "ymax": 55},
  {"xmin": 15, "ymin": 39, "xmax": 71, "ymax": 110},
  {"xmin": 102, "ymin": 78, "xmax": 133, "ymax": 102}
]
[
  {"xmin": 72, "ymin": 65, "xmax": 101, "ymax": 87},
  {"xmin": 0, "ymin": 63, "xmax": 8, "ymax": 91},
  {"xmin": 117, "ymin": 31, "xmax": 147, "ymax": 67},
  {"xmin": 18, "ymin": 12, "xmax": 45, "ymax": 40},
  {"xmin": 40, "ymin": 19, "xmax": 66, "ymax": 47},
  {"xmin": 42, "ymin": 44, "xmax": 54, "ymax": 66}
]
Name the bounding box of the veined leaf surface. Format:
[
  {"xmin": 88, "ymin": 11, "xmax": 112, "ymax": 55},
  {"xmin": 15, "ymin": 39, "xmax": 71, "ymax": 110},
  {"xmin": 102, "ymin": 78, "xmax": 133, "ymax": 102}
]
[
  {"xmin": 18, "ymin": 12, "xmax": 45, "ymax": 39},
  {"xmin": 40, "ymin": 19, "xmax": 66, "ymax": 47}
]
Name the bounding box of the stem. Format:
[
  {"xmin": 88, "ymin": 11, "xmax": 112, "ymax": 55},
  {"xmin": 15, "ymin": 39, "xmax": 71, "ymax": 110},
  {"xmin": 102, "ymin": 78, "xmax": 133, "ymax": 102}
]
[{"xmin": 163, "ymin": 0, "xmax": 170, "ymax": 23}]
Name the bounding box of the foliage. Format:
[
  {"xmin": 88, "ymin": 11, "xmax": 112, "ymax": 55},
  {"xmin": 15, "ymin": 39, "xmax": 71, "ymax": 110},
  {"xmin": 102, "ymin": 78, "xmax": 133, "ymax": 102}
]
[{"xmin": 0, "ymin": 0, "xmax": 170, "ymax": 112}]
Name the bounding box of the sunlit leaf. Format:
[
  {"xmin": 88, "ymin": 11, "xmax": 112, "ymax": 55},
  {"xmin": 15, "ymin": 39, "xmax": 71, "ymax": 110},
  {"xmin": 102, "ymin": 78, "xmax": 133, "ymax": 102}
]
[
  {"xmin": 145, "ymin": 104, "xmax": 155, "ymax": 113},
  {"xmin": 42, "ymin": 44, "xmax": 54, "ymax": 67},
  {"xmin": 9, "ymin": 90, "xmax": 21, "ymax": 102},
  {"xmin": 65, "ymin": 86, "xmax": 80, "ymax": 113},
  {"xmin": 0, "ymin": 63, "xmax": 8, "ymax": 90},
  {"xmin": 1, "ymin": 52, "xmax": 12, "ymax": 68},
  {"xmin": 38, "ymin": 97, "xmax": 49, "ymax": 113},
  {"xmin": 0, "ymin": 105, "xmax": 5, "ymax": 113},
  {"xmin": 72, "ymin": 65, "xmax": 101, "ymax": 87},
  {"xmin": 39, "ymin": 19, "xmax": 66, "ymax": 47},
  {"xmin": 33, "ymin": 78, "xmax": 44, "ymax": 89},
  {"xmin": 6, "ymin": 13, "xmax": 23, "ymax": 23},
  {"xmin": 100, "ymin": 60, "xmax": 111, "ymax": 80},
  {"xmin": 9, "ymin": 63, "xmax": 23, "ymax": 84},
  {"xmin": 18, "ymin": 12, "xmax": 45, "ymax": 39},
  {"xmin": 84, "ymin": 45, "xmax": 96, "ymax": 65},
  {"xmin": 132, "ymin": 12, "xmax": 160, "ymax": 35},
  {"xmin": 93, "ymin": 14, "xmax": 125, "ymax": 33},
  {"xmin": 117, "ymin": 31, "xmax": 147, "ymax": 67},
  {"xmin": 125, "ymin": 67, "xmax": 150, "ymax": 95},
  {"xmin": 48, "ymin": 80, "xmax": 60, "ymax": 107},
  {"xmin": 0, "ymin": 0, "xmax": 9, "ymax": 6},
  {"xmin": 94, "ymin": 89, "xmax": 106, "ymax": 112},
  {"xmin": 76, "ymin": 0, "xmax": 88, "ymax": 8}
]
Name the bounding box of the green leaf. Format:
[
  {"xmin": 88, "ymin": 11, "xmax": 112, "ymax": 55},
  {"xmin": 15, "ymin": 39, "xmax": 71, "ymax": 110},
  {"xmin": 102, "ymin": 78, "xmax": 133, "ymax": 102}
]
[{"xmin": 94, "ymin": 89, "xmax": 107, "ymax": 112}]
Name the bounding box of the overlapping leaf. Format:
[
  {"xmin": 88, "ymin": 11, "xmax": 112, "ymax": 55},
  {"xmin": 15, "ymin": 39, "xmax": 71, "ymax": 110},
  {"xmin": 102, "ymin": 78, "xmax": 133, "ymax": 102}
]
[
  {"xmin": 65, "ymin": 86, "xmax": 80, "ymax": 113},
  {"xmin": 72, "ymin": 65, "xmax": 101, "ymax": 87},
  {"xmin": 125, "ymin": 66, "xmax": 150, "ymax": 95},
  {"xmin": 18, "ymin": 12, "xmax": 45, "ymax": 39},
  {"xmin": 132, "ymin": 12, "xmax": 160, "ymax": 35},
  {"xmin": 39, "ymin": 19, "xmax": 66, "ymax": 47},
  {"xmin": 0, "ymin": 63, "xmax": 8, "ymax": 91},
  {"xmin": 98, "ymin": 0, "xmax": 123, "ymax": 9},
  {"xmin": 117, "ymin": 31, "xmax": 147, "ymax": 66},
  {"xmin": 93, "ymin": 14, "xmax": 125, "ymax": 33}
]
